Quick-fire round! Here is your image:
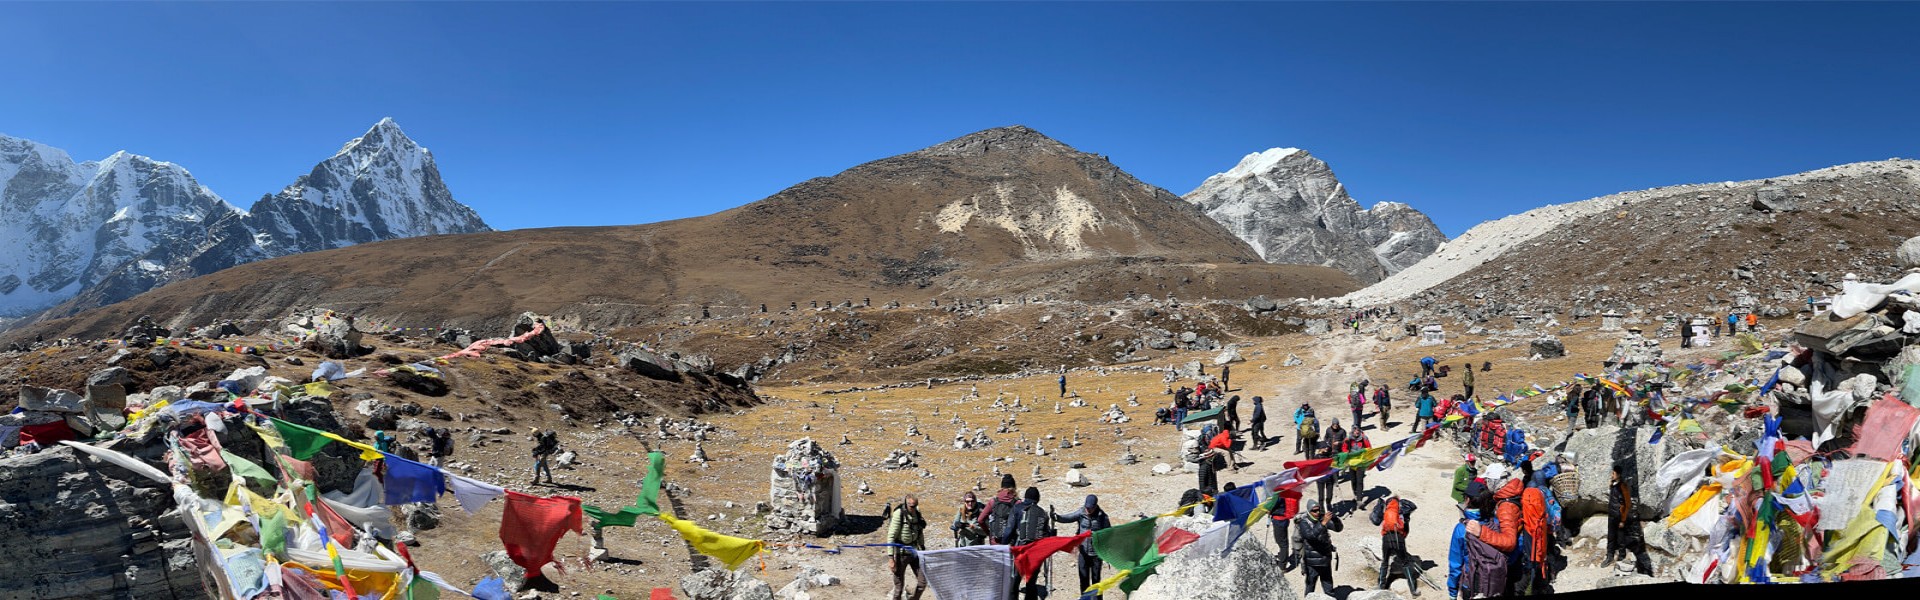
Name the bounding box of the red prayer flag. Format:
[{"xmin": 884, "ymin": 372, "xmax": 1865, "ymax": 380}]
[
  {"xmin": 1155, "ymin": 527, "xmax": 1201, "ymax": 555},
  {"xmin": 1010, "ymin": 532, "xmax": 1090, "ymax": 579},
  {"xmin": 501, "ymin": 490, "xmax": 585, "ymax": 572}
]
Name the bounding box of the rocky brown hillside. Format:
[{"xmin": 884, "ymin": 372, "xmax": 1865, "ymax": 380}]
[{"xmin": 7, "ymin": 127, "xmax": 1356, "ymax": 342}]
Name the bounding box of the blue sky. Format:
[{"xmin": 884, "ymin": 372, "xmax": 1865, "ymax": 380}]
[{"xmin": 3, "ymin": 2, "xmax": 1917, "ymax": 237}]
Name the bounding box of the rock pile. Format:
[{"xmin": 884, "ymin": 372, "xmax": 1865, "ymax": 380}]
[{"xmin": 767, "ymin": 438, "xmax": 842, "ymax": 537}]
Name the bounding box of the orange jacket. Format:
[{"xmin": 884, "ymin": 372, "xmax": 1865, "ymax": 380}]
[
  {"xmin": 1477, "ymin": 478, "xmax": 1526, "ymax": 552},
  {"xmin": 1521, "ymin": 486, "xmax": 1549, "ymax": 565}
]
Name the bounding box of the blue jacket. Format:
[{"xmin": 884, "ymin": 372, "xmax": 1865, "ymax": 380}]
[{"xmin": 1449, "ymin": 508, "xmax": 1482, "ymax": 596}]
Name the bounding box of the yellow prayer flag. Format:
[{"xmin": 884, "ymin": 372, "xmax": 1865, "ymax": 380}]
[
  {"xmin": 659, "ymin": 513, "xmax": 764, "ymax": 570},
  {"xmin": 1085, "ymin": 568, "xmax": 1133, "ymax": 595}
]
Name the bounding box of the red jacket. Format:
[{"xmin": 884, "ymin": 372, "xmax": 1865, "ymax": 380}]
[
  {"xmin": 1477, "ymin": 478, "xmax": 1526, "ymax": 552},
  {"xmin": 1209, "ymin": 429, "xmax": 1234, "ymax": 451}
]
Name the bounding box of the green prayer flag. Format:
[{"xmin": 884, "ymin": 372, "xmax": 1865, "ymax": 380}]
[
  {"xmin": 1090, "ymin": 516, "xmax": 1158, "ymax": 572},
  {"xmin": 261, "ymin": 510, "xmax": 287, "ymax": 560},
  {"xmin": 222, "ymin": 450, "xmax": 277, "ymax": 488},
  {"xmin": 585, "ymin": 451, "xmax": 667, "ymax": 528},
  {"xmin": 270, "ymin": 418, "xmax": 334, "ymax": 460},
  {"xmin": 407, "ymin": 571, "xmax": 441, "ymax": 600}
]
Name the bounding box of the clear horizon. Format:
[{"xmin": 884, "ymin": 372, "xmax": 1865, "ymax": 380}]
[{"xmin": 4, "ymin": 2, "xmax": 1917, "ymax": 239}]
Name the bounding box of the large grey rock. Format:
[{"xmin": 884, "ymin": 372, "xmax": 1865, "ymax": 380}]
[
  {"xmin": 1183, "ymin": 148, "xmax": 1446, "ymax": 283},
  {"xmin": 1560, "ymin": 426, "xmax": 1671, "ymax": 522},
  {"xmin": 1147, "ymin": 338, "xmax": 1176, "ymax": 350},
  {"xmin": 617, "ymin": 347, "xmax": 681, "ymax": 381},
  {"xmin": 508, "ymin": 312, "xmax": 564, "ymax": 360},
  {"xmin": 0, "ymin": 445, "xmax": 202, "ymax": 600},
  {"xmin": 1752, "ymin": 186, "xmax": 1796, "ymax": 212},
  {"xmin": 307, "ymin": 316, "xmax": 370, "ymax": 359},
  {"xmin": 1214, "ymin": 347, "xmax": 1244, "ymax": 365},
  {"xmin": 1246, "ymin": 295, "xmax": 1279, "ymax": 312},
  {"xmin": 1304, "ymin": 319, "xmax": 1331, "ymax": 335},
  {"xmin": 481, "ymin": 550, "xmax": 526, "ymax": 592},
  {"xmin": 1900, "ymin": 236, "xmax": 1920, "ymax": 269},
  {"xmin": 19, "ymin": 386, "xmax": 85, "ymax": 414},
  {"xmin": 1530, "ymin": 337, "xmax": 1566, "ymax": 359},
  {"xmin": 1133, "ymin": 516, "xmax": 1297, "ymax": 600},
  {"xmin": 681, "ymin": 566, "xmax": 774, "ymax": 600}
]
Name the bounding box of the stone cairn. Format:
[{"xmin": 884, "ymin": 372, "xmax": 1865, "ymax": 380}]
[{"xmin": 767, "ymin": 438, "xmax": 843, "ymax": 537}]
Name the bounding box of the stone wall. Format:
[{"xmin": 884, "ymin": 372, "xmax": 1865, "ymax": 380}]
[{"xmin": 0, "ymin": 444, "xmax": 205, "ymax": 599}]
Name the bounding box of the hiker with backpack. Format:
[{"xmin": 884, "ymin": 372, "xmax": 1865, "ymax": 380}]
[
  {"xmin": 884, "ymin": 494, "xmax": 929, "ymax": 600},
  {"xmin": 1371, "ymin": 492, "xmax": 1421, "ymax": 596},
  {"xmin": 1452, "ymin": 454, "xmax": 1478, "ymax": 504},
  {"xmin": 1563, "ymin": 384, "xmax": 1584, "ymax": 434},
  {"xmin": 427, "ymin": 427, "xmax": 454, "ymax": 468},
  {"xmin": 1050, "ymin": 495, "xmax": 1111, "ymax": 594},
  {"xmin": 1461, "ymin": 364, "xmax": 1475, "ymax": 399},
  {"xmin": 1373, "ymin": 385, "xmax": 1392, "ymax": 430},
  {"xmin": 1287, "ymin": 498, "xmax": 1343, "ymax": 595},
  {"xmin": 1584, "ymin": 387, "xmax": 1603, "ymax": 429},
  {"xmin": 1462, "ymin": 475, "xmax": 1526, "ymax": 597},
  {"xmin": 951, "ymin": 491, "xmax": 987, "ymax": 547},
  {"xmin": 1343, "ymin": 427, "xmax": 1372, "ymax": 509},
  {"xmin": 529, "ymin": 428, "xmax": 560, "ymax": 486},
  {"xmin": 976, "ymin": 475, "xmax": 1019, "ymax": 544},
  {"xmin": 1269, "ymin": 486, "xmax": 1303, "ymax": 570},
  {"xmin": 1318, "ymin": 419, "xmax": 1344, "ymax": 509},
  {"xmin": 1347, "ymin": 384, "xmax": 1367, "ymax": 431},
  {"xmin": 1000, "ymin": 487, "xmax": 1053, "ymax": 600},
  {"xmin": 1295, "ymin": 404, "xmax": 1319, "ymax": 455},
  {"xmin": 1517, "ymin": 462, "xmax": 1557, "ymax": 595},
  {"xmin": 1447, "ymin": 482, "xmax": 1486, "ymax": 600},
  {"xmin": 1421, "ymin": 356, "xmax": 1437, "ymax": 377},
  {"xmin": 1225, "ymin": 394, "xmax": 1242, "ymax": 434}
]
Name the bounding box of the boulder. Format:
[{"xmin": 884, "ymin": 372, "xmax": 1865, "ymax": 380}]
[
  {"xmin": 1214, "ymin": 347, "xmax": 1244, "ymax": 366},
  {"xmin": 389, "ymin": 369, "xmax": 450, "ymax": 397},
  {"xmin": 617, "ymin": 347, "xmax": 681, "ymax": 381},
  {"xmin": 508, "ymin": 312, "xmax": 565, "ymax": 360},
  {"xmin": 1132, "ymin": 516, "xmax": 1297, "ymax": 600},
  {"xmin": 682, "ymin": 566, "xmax": 774, "ymax": 600},
  {"xmin": 1065, "ymin": 468, "xmax": 1091, "ymax": 487},
  {"xmin": 1303, "ymin": 319, "xmax": 1331, "ymax": 335},
  {"xmin": 19, "ymin": 386, "xmax": 84, "ymax": 414},
  {"xmin": 0, "ymin": 445, "xmax": 202, "ymax": 599},
  {"xmin": 1147, "ymin": 338, "xmax": 1176, "ymax": 351},
  {"xmin": 481, "ymin": 550, "xmax": 527, "ymax": 592},
  {"xmin": 146, "ymin": 347, "xmax": 177, "ymax": 369},
  {"xmin": 1530, "ymin": 337, "xmax": 1567, "ymax": 359},
  {"xmin": 1900, "ymin": 236, "xmax": 1920, "ymax": 269},
  {"xmin": 1560, "ymin": 426, "xmax": 1672, "ymax": 522},
  {"xmin": 307, "ymin": 317, "xmax": 371, "ymax": 359},
  {"xmin": 1245, "ymin": 296, "xmax": 1278, "ymax": 313},
  {"xmin": 1752, "ymin": 186, "xmax": 1796, "ymax": 212},
  {"xmin": 404, "ymin": 502, "xmax": 441, "ymax": 531},
  {"xmin": 1282, "ymin": 354, "xmax": 1304, "ymax": 367}
]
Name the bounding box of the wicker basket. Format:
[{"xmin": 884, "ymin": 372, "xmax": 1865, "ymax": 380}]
[{"xmin": 1552, "ymin": 470, "xmax": 1579, "ymax": 499}]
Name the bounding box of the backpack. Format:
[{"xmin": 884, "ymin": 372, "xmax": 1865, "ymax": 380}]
[
  {"xmin": 1461, "ymin": 529, "xmax": 1509, "ymax": 599},
  {"xmin": 1380, "ymin": 498, "xmax": 1405, "ymax": 535},
  {"xmin": 986, "ymin": 499, "xmax": 1015, "ymax": 544},
  {"xmin": 1014, "ymin": 503, "xmax": 1050, "ymax": 545},
  {"xmin": 1299, "ymin": 415, "xmax": 1318, "ymax": 440},
  {"xmin": 1504, "ymin": 430, "xmax": 1528, "ymax": 462}
]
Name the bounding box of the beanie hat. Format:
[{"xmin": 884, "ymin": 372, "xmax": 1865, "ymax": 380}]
[
  {"xmin": 1001, "ymin": 474, "xmax": 1016, "ymax": 489},
  {"xmin": 1084, "ymin": 494, "xmax": 1099, "ymax": 509},
  {"xmin": 1023, "ymin": 486, "xmax": 1041, "ymax": 502}
]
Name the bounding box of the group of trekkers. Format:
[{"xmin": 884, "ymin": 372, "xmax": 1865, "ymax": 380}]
[{"xmin": 879, "ymin": 352, "xmax": 1636, "ymax": 600}]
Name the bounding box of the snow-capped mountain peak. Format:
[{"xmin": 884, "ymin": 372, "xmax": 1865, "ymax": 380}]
[{"xmin": 1184, "ymin": 147, "xmax": 1446, "ymax": 284}]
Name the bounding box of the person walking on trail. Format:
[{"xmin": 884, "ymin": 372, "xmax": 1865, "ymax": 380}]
[
  {"xmin": 1221, "ymin": 364, "xmax": 1231, "ymax": 391},
  {"xmin": 1372, "ymin": 492, "xmax": 1422, "ymax": 596},
  {"xmin": 1746, "ymin": 312, "xmax": 1758, "ymax": 331},
  {"xmin": 1372, "ymin": 385, "xmax": 1392, "ymax": 430},
  {"xmin": 976, "ymin": 475, "xmax": 1019, "ymax": 544},
  {"xmin": 1583, "ymin": 387, "xmax": 1603, "ymax": 430},
  {"xmin": 1343, "ymin": 428, "xmax": 1372, "ymax": 508},
  {"xmin": 1269, "ymin": 486, "xmax": 1303, "ymax": 570},
  {"xmin": 885, "ymin": 495, "xmax": 929, "ymax": 600},
  {"xmin": 1058, "ymin": 374, "xmax": 1068, "ymax": 398},
  {"xmin": 1249, "ymin": 396, "xmax": 1269, "ymax": 450},
  {"xmin": 1412, "ymin": 391, "xmax": 1437, "ymax": 433},
  {"xmin": 1289, "ymin": 498, "xmax": 1343, "ymax": 595},
  {"xmin": 951, "ymin": 491, "xmax": 987, "ymax": 547},
  {"xmin": 1295, "ymin": 404, "xmax": 1319, "ymax": 455},
  {"xmin": 1461, "ymin": 363, "xmax": 1476, "ymax": 399},
  {"xmin": 1051, "ymin": 494, "xmax": 1112, "ymax": 593},
  {"xmin": 1606, "ymin": 463, "xmax": 1653, "ymax": 576},
  {"xmin": 1451, "ymin": 454, "xmax": 1478, "ymax": 504},
  {"xmin": 1225, "ymin": 394, "xmax": 1242, "ymax": 434},
  {"xmin": 1318, "ymin": 419, "xmax": 1345, "ymax": 508},
  {"xmin": 1563, "ymin": 384, "xmax": 1584, "ymax": 434},
  {"xmin": 1348, "ymin": 385, "xmax": 1367, "ymax": 432},
  {"xmin": 1001, "ymin": 487, "xmax": 1053, "ymax": 600},
  {"xmin": 529, "ymin": 428, "xmax": 560, "ymax": 485},
  {"xmin": 1421, "ymin": 356, "xmax": 1437, "ymax": 377},
  {"xmin": 428, "ymin": 427, "xmax": 454, "ymax": 468}
]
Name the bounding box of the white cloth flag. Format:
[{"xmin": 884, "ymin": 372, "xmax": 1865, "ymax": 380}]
[
  {"xmin": 447, "ymin": 474, "xmax": 507, "ymax": 515},
  {"xmin": 921, "ymin": 545, "xmax": 1013, "ymax": 600}
]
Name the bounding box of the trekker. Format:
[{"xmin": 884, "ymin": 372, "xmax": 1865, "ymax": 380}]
[
  {"xmin": 428, "ymin": 427, "xmax": 454, "ymax": 468},
  {"xmin": 1420, "ymin": 356, "xmax": 1437, "ymax": 377},
  {"xmin": 373, "ymin": 429, "xmax": 396, "ymax": 454},
  {"xmin": 951, "ymin": 491, "xmax": 987, "ymax": 546},
  {"xmin": 1058, "ymin": 374, "xmax": 1067, "ymax": 398},
  {"xmin": 1295, "ymin": 404, "xmax": 1319, "ymax": 455},
  {"xmin": 1343, "ymin": 428, "xmax": 1372, "ymax": 507},
  {"xmin": 1606, "ymin": 463, "xmax": 1653, "ymax": 576},
  {"xmin": 1517, "ymin": 463, "xmax": 1553, "ymax": 595},
  {"xmin": 1451, "ymin": 454, "xmax": 1477, "ymax": 505},
  {"xmin": 1563, "ymin": 384, "xmax": 1584, "ymax": 434},
  {"xmin": 884, "ymin": 495, "xmax": 928, "ymax": 600},
  {"xmin": 1001, "ymin": 487, "xmax": 1053, "ymax": 600},
  {"xmin": 1412, "ymin": 391, "xmax": 1437, "ymax": 433},
  {"xmin": 1226, "ymin": 394, "xmax": 1242, "ymax": 434},
  {"xmin": 1318, "ymin": 419, "xmax": 1344, "ymax": 508},
  {"xmin": 1746, "ymin": 312, "xmax": 1758, "ymax": 331},
  {"xmin": 1371, "ymin": 492, "xmax": 1421, "ymax": 596},
  {"xmin": 1249, "ymin": 396, "xmax": 1269, "ymax": 450},
  {"xmin": 976, "ymin": 474, "xmax": 1019, "ymax": 544},
  {"xmin": 1461, "ymin": 363, "xmax": 1476, "ymax": 400},
  {"xmin": 1447, "ymin": 487, "xmax": 1485, "ymax": 600},
  {"xmin": 1348, "ymin": 385, "xmax": 1366, "ymax": 431},
  {"xmin": 529, "ymin": 428, "xmax": 560, "ymax": 485},
  {"xmin": 1288, "ymin": 498, "xmax": 1343, "ymax": 595},
  {"xmin": 1221, "ymin": 364, "xmax": 1231, "ymax": 391},
  {"xmin": 1373, "ymin": 385, "xmax": 1391, "ymax": 430},
  {"xmin": 1583, "ymin": 388, "xmax": 1602, "ymax": 430},
  {"xmin": 1464, "ymin": 476, "xmax": 1525, "ymax": 594},
  {"xmin": 1051, "ymin": 495, "xmax": 1112, "ymax": 593},
  {"xmin": 1269, "ymin": 486, "xmax": 1302, "ymax": 570}
]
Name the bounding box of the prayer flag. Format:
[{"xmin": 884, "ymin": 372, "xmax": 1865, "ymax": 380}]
[
  {"xmin": 659, "ymin": 513, "xmax": 762, "ymax": 570},
  {"xmin": 500, "ymin": 491, "xmax": 585, "ymax": 572},
  {"xmin": 1011, "ymin": 532, "xmax": 1090, "ymax": 579}
]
